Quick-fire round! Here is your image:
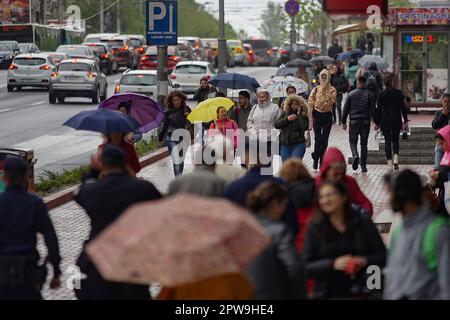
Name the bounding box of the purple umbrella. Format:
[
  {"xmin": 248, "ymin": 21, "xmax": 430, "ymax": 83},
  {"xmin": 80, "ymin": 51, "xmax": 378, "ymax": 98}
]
[{"xmin": 98, "ymin": 93, "xmax": 164, "ymax": 133}]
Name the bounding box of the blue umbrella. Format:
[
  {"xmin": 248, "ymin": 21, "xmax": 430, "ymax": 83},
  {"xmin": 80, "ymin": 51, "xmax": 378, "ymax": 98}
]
[
  {"xmin": 336, "ymin": 49, "xmax": 365, "ymax": 62},
  {"xmin": 63, "ymin": 109, "xmax": 141, "ymax": 134},
  {"xmin": 209, "ymin": 73, "xmax": 260, "ymax": 90}
]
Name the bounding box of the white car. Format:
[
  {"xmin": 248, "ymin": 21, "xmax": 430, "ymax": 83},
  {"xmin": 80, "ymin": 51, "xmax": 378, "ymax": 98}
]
[
  {"xmin": 169, "ymin": 61, "xmax": 216, "ymax": 94},
  {"xmin": 7, "ymin": 53, "xmax": 56, "ymax": 92},
  {"xmin": 114, "ymin": 69, "xmax": 158, "ymax": 98},
  {"xmin": 83, "ymin": 33, "xmax": 120, "ymax": 44}
]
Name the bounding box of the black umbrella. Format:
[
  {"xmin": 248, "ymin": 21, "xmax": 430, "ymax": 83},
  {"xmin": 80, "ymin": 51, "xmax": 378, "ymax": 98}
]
[{"xmin": 286, "ymin": 59, "xmax": 311, "ymax": 68}]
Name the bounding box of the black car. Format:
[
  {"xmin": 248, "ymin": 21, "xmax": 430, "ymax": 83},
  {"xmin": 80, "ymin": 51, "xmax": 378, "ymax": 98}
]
[
  {"xmin": 0, "ymin": 41, "xmax": 21, "ymax": 69},
  {"xmin": 86, "ymin": 42, "xmax": 118, "ymax": 75},
  {"xmin": 100, "ymin": 36, "xmax": 140, "ymax": 70}
]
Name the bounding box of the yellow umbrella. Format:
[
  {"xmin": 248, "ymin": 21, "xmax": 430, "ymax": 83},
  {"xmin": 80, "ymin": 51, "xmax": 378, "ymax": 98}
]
[{"xmin": 187, "ymin": 98, "xmax": 234, "ymax": 123}]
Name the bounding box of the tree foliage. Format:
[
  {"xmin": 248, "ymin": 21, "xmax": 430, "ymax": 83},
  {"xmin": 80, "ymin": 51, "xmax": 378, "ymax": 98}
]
[{"xmin": 258, "ymin": 1, "xmax": 289, "ymax": 47}]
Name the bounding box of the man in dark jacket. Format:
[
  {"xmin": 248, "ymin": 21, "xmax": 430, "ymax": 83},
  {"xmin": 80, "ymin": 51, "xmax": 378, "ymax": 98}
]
[
  {"xmin": 327, "ymin": 39, "xmax": 343, "ymax": 60},
  {"xmin": 342, "ymin": 76, "xmax": 376, "ymax": 173},
  {"xmin": 0, "ymin": 158, "xmax": 61, "ymax": 300},
  {"xmin": 193, "ymin": 76, "xmax": 217, "ymax": 104},
  {"xmin": 357, "ymin": 33, "xmax": 367, "ymax": 52},
  {"xmin": 228, "ymin": 90, "xmax": 252, "ymax": 131},
  {"xmin": 74, "ymin": 145, "xmax": 162, "ymax": 300},
  {"xmin": 330, "ymin": 64, "xmax": 349, "ymax": 125},
  {"xmin": 432, "ymin": 93, "xmax": 450, "ymax": 169}
]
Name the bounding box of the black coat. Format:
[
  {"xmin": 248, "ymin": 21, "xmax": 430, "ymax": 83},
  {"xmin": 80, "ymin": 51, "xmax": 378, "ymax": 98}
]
[
  {"xmin": 328, "ymin": 44, "xmax": 343, "ymax": 60},
  {"xmin": 159, "ymin": 106, "xmax": 192, "ymax": 141},
  {"xmin": 330, "ymin": 73, "xmax": 348, "ymax": 94},
  {"xmin": 302, "ymin": 211, "xmax": 386, "ymax": 299},
  {"xmin": 432, "ymin": 110, "xmax": 450, "ymax": 131},
  {"xmin": 375, "ymin": 88, "xmax": 408, "ymax": 132},
  {"xmin": 193, "ymin": 86, "xmax": 216, "ymax": 104},
  {"xmin": 245, "ymin": 215, "xmax": 306, "ymax": 300}
]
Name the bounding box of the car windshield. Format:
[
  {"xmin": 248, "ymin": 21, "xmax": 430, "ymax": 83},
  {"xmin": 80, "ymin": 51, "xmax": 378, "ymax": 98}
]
[
  {"xmin": 14, "ymin": 57, "xmax": 46, "ymax": 66},
  {"xmin": 89, "ymin": 46, "xmax": 106, "ymax": 54},
  {"xmin": 57, "ymin": 47, "xmax": 89, "ymax": 55},
  {"xmin": 175, "ymin": 65, "xmax": 207, "ymax": 74},
  {"xmin": 58, "ymin": 63, "xmax": 91, "ymax": 72},
  {"xmin": 129, "ymin": 39, "xmax": 141, "ymax": 48},
  {"xmin": 102, "ymin": 40, "xmax": 124, "ymax": 48},
  {"xmin": 121, "ymin": 74, "xmax": 156, "ymax": 86},
  {"xmin": 84, "ymin": 38, "xmax": 101, "ymax": 43},
  {"xmin": 227, "ymin": 41, "xmax": 240, "ymax": 47},
  {"xmin": 146, "ymin": 46, "xmax": 176, "ymax": 56},
  {"xmin": 0, "ymin": 43, "xmax": 14, "ymax": 51},
  {"xmin": 18, "ymin": 44, "xmax": 31, "ymax": 53}
]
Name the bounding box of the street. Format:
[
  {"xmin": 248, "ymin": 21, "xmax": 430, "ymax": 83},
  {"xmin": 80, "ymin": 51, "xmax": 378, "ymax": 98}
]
[{"xmin": 0, "ymin": 67, "xmax": 278, "ymax": 177}]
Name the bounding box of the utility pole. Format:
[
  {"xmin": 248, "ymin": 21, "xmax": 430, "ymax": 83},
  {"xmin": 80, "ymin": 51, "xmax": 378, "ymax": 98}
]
[
  {"xmin": 218, "ymin": 0, "xmax": 227, "ymax": 75},
  {"xmin": 100, "ymin": 0, "xmax": 104, "ymax": 33},
  {"xmin": 117, "ymin": 0, "xmax": 121, "ymax": 33},
  {"xmin": 157, "ymin": 46, "xmax": 168, "ymax": 106},
  {"xmin": 58, "ymin": 0, "xmax": 64, "ymax": 26},
  {"xmin": 289, "ymin": 15, "xmax": 296, "ymax": 60}
]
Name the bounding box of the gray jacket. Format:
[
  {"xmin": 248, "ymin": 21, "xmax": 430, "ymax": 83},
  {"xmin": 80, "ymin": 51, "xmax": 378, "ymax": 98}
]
[
  {"xmin": 168, "ymin": 166, "xmax": 226, "ymax": 197},
  {"xmin": 384, "ymin": 205, "xmax": 450, "ymax": 300}
]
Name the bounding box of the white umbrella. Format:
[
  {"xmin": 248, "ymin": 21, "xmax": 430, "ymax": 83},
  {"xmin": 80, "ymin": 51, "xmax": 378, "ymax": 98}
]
[
  {"xmin": 261, "ymin": 76, "xmax": 308, "ymax": 98},
  {"xmin": 358, "ymin": 55, "xmax": 389, "ymax": 71}
]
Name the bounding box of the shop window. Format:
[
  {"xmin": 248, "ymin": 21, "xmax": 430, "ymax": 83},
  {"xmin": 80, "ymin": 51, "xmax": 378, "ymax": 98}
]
[
  {"xmin": 426, "ymin": 32, "xmax": 448, "ymax": 102},
  {"xmin": 401, "ymin": 71, "xmax": 423, "ymax": 102}
]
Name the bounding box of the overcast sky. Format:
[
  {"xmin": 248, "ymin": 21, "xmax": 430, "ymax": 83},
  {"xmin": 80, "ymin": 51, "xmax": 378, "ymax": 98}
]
[{"xmin": 194, "ymin": 0, "xmax": 286, "ymax": 38}]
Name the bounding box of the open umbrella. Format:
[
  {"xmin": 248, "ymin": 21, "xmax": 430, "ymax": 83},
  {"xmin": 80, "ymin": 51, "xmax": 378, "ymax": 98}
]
[
  {"xmin": 261, "ymin": 76, "xmax": 308, "ymax": 98},
  {"xmin": 336, "ymin": 49, "xmax": 365, "ymax": 62},
  {"xmin": 358, "ymin": 55, "xmax": 389, "ymax": 71},
  {"xmin": 187, "ymin": 97, "xmax": 234, "ymax": 123},
  {"xmin": 286, "ymin": 58, "xmax": 311, "ymax": 68},
  {"xmin": 98, "ymin": 93, "xmax": 164, "ymax": 133},
  {"xmin": 86, "ymin": 194, "xmax": 270, "ymax": 287},
  {"xmin": 63, "ymin": 109, "xmax": 140, "ymax": 134},
  {"xmin": 310, "ymin": 56, "xmax": 335, "ymax": 65},
  {"xmin": 209, "ymin": 73, "xmax": 260, "ymax": 90}
]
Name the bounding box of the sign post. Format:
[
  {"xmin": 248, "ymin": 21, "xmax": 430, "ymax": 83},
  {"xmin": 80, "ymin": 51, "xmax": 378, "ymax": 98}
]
[
  {"xmin": 146, "ymin": 0, "xmax": 178, "ymax": 105},
  {"xmin": 285, "ymin": 0, "xmax": 300, "ymax": 61}
]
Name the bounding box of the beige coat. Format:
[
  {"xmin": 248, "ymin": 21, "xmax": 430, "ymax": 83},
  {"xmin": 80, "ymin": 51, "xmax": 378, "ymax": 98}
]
[{"xmin": 307, "ymin": 69, "xmax": 337, "ymax": 114}]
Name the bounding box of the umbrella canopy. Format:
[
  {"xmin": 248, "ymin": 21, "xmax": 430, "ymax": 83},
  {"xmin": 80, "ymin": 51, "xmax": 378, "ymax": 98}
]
[
  {"xmin": 358, "ymin": 55, "xmax": 389, "ymax": 71},
  {"xmin": 336, "ymin": 49, "xmax": 365, "ymax": 62},
  {"xmin": 187, "ymin": 97, "xmax": 234, "ymax": 123},
  {"xmin": 98, "ymin": 93, "xmax": 164, "ymax": 133},
  {"xmin": 209, "ymin": 73, "xmax": 260, "ymax": 90},
  {"xmin": 286, "ymin": 59, "xmax": 311, "ymax": 68},
  {"xmin": 86, "ymin": 194, "xmax": 271, "ymax": 287},
  {"xmin": 261, "ymin": 76, "xmax": 308, "ymax": 98},
  {"xmin": 63, "ymin": 109, "xmax": 140, "ymax": 134},
  {"xmin": 310, "ymin": 56, "xmax": 335, "ymax": 65}
]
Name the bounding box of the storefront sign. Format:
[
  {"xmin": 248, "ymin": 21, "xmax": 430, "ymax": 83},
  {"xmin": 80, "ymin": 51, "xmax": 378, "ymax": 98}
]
[
  {"xmin": 404, "ymin": 34, "xmax": 447, "ymax": 43},
  {"xmin": 390, "ymin": 8, "xmax": 450, "ymax": 25},
  {"xmin": 0, "ymin": 0, "xmax": 30, "ymax": 24}
]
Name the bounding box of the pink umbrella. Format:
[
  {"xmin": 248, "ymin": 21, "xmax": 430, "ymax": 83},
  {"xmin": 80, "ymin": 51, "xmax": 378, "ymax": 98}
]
[{"xmin": 86, "ymin": 194, "xmax": 270, "ymax": 287}]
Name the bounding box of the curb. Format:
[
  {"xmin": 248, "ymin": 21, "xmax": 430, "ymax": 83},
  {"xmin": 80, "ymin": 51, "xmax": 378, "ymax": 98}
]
[{"xmin": 44, "ymin": 147, "xmax": 169, "ymax": 211}]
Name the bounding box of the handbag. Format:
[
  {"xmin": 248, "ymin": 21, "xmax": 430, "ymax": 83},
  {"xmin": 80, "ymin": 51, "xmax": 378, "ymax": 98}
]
[{"xmin": 306, "ymin": 130, "xmax": 312, "ymax": 148}]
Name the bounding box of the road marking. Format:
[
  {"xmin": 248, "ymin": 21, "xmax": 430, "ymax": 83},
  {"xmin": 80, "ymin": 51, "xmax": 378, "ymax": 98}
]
[
  {"xmin": 0, "ymin": 84, "xmax": 6, "ymax": 89},
  {"xmin": 30, "ymin": 101, "xmax": 46, "ymax": 106},
  {"xmin": 0, "ymin": 108, "xmax": 11, "ymax": 113}
]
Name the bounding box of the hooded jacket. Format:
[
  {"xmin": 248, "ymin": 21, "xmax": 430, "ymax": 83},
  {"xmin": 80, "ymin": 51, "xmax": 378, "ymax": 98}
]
[
  {"xmin": 275, "ymin": 95, "xmax": 309, "ymax": 145},
  {"xmin": 438, "ymin": 126, "xmax": 450, "ymax": 167},
  {"xmin": 247, "ymin": 89, "xmax": 281, "ymax": 140},
  {"xmin": 307, "ymin": 69, "xmax": 337, "ymax": 114},
  {"xmin": 315, "ymin": 147, "xmax": 373, "ymax": 215}
]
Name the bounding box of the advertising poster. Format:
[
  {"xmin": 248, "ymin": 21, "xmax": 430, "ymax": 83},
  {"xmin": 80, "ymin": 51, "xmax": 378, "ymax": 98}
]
[
  {"xmin": 427, "ymin": 69, "xmax": 448, "ymax": 102},
  {"xmin": 0, "ymin": 0, "xmax": 30, "ymax": 24}
]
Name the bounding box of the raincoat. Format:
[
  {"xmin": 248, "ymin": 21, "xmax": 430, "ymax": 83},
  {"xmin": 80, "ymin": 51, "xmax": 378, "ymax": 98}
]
[{"xmin": 315, "ymin": 147, "xmax": 373, "ymax": 215}]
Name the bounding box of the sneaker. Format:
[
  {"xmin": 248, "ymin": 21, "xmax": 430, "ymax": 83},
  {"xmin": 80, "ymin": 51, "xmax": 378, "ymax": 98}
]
[
  {"xmin": 352, "ymin": 157, "xmax": 360, "ymax": 171},
  {"xmin": 361, "ymin": 165, "xmax": 368, "ymax": 173}
]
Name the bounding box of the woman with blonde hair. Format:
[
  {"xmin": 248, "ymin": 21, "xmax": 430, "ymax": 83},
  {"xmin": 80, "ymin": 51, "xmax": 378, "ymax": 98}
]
[{"xmin": 275, "ymin": 94, "xmax": 309, "ymax": 162}]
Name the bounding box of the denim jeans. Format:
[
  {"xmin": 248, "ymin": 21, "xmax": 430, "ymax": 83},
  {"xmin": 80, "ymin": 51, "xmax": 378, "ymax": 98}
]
[
  {"xmin": 349, "ymin": 119, "xmax": 370, "ymax": 166},
  {"xmin": 166, "ymin": 135, "xmax": 185, "ymax": 177},
  {"xmin": 280, "ymin": 143, "xmax": 306, "ymax": 162},
  {"xmin": 435, "ymin": 144, "xmax": 444, "ymax": 170}
]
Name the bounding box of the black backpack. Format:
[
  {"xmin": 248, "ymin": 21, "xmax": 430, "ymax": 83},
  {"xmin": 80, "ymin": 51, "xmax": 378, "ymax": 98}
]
[{"xmin": 365, "ymin": 71, "xmax": 379, "ymax": 95}]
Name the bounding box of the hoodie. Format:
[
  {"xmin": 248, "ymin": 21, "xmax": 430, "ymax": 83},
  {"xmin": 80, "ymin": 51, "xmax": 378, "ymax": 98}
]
[
  {"xmin": 307, "ymin": 69, "xmax": 337, "ymax": 114},
  {"xmin": 315, "ymin": 147, "xmax": 373, "ymax": 215},
  {"xmin": 247, "ymin": 89, "xmax": 281, "ymax": 140}
]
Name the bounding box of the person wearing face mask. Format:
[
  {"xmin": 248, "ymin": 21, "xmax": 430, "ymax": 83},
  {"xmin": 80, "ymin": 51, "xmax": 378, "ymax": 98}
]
[
  {"xmin": 307, "ymin": 69, "xmax": 337, "ymax": 170},
  {"xmin": 384, "ymin": 169, "xmax": 450, "ymax": 300},
  {"xmin": 315, "ymin": 147, "xmax": 373, "ymax": 216},
  {"xmin": 302, "ymin": 180, "xmax": 386, "ymax": 300}
]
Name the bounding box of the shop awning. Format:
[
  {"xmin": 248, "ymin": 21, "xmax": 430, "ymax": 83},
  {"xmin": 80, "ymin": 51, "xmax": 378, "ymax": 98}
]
[{"xmin": 332, "ymin": 22, "xmax": 368, "ymax": 37}]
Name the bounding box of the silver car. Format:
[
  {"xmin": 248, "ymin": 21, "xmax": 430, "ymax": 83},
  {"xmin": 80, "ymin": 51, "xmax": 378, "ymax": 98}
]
[
  {"xmin": 7, "ymin": 54, "xmax": 56, "ymax": 92},
  {"xmin": 49, "ymin": 59, "xmax": 107, "ymax": 104}
]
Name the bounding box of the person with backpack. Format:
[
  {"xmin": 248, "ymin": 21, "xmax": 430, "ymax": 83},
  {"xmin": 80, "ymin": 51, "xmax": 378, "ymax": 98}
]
[
  {"xmin": 384, "ymin": 169, "xmax": 450, "ymax": 300},
  {"xmin": 364, "ymin": 62, "xmax": 383, "ymax": 100}
]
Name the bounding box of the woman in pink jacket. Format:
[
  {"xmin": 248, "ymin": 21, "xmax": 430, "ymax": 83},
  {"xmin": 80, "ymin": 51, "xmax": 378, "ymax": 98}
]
[{"xmin": 208, "ymin": 107, "xmax": 239, "ymax": 151}]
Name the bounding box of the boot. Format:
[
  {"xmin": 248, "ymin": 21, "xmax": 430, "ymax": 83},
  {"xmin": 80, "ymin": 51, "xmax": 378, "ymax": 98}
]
[
  {"xmin": 393, "ymin": 154, "xmax": 399, "ymax": 171},
  {"xmin": 312, "ymin": 153, "xmax": 319, "ymax": 171},
  {"xmin": 387, "ymin": 160, "xmax": 393, "ymax": 173}
]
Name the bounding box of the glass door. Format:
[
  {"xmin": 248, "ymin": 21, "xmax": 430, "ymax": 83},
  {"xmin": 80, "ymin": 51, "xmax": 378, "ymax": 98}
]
[
  {"xmin": 426, "ymin": 32, "xmax": 449, "ymax": 102},
  {"xmin": 399, "ymin": 32, "xmax": 425, "ymax": 102}
]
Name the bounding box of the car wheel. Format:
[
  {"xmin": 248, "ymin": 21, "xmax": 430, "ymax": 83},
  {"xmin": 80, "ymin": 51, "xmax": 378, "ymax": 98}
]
[
  {"xmin": 100, "ymin": 87, "xmax": 107, "ymax": 102},
  {"xmin": 7, "ymin": 85, "xmax": 13, "ymax": 92},
  {"xmin": 58, "ymin": 96, "xmax": 65, "ymax": 104},
  {"xmin": 92, "ymin": 87, "xmax": 100, "ymax": 104},
  {"xmin": 49, "ymin": 92, "xmax": 57, "ymax": 104}
]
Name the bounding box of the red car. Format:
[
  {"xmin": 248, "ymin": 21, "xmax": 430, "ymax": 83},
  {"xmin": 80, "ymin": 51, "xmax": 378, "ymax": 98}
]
[
  {"xmin": 140, "ymin": 45, "xmax": 183, "ymax": 72},
  {"xmin": 243, "ymin": 44, "xmax": 256, "ymax": 66}
]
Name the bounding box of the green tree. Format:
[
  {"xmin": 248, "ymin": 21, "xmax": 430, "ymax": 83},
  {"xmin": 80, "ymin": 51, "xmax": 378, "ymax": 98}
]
[
  {"xmin": 295, "ymin": 0, "xmax": 327, "ymax": 45},
  {"xmin": 389, "ymin": 0, "xmax": 416, "ymax": 8},
  {"xmin": 258, "ymin": 1, "xmax": 289, "ymax": 47}
]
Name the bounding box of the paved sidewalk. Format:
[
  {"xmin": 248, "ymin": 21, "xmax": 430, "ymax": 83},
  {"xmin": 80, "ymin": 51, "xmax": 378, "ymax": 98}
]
[{"xmin": 40, "ymin": 114, "xmax": 434, "ymax": 300}]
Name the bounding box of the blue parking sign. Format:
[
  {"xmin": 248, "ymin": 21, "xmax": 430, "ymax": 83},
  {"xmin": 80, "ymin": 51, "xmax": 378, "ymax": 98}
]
[{"xmin": 146, "ymin": 0, "xmax": 178, "ymax": 45}]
